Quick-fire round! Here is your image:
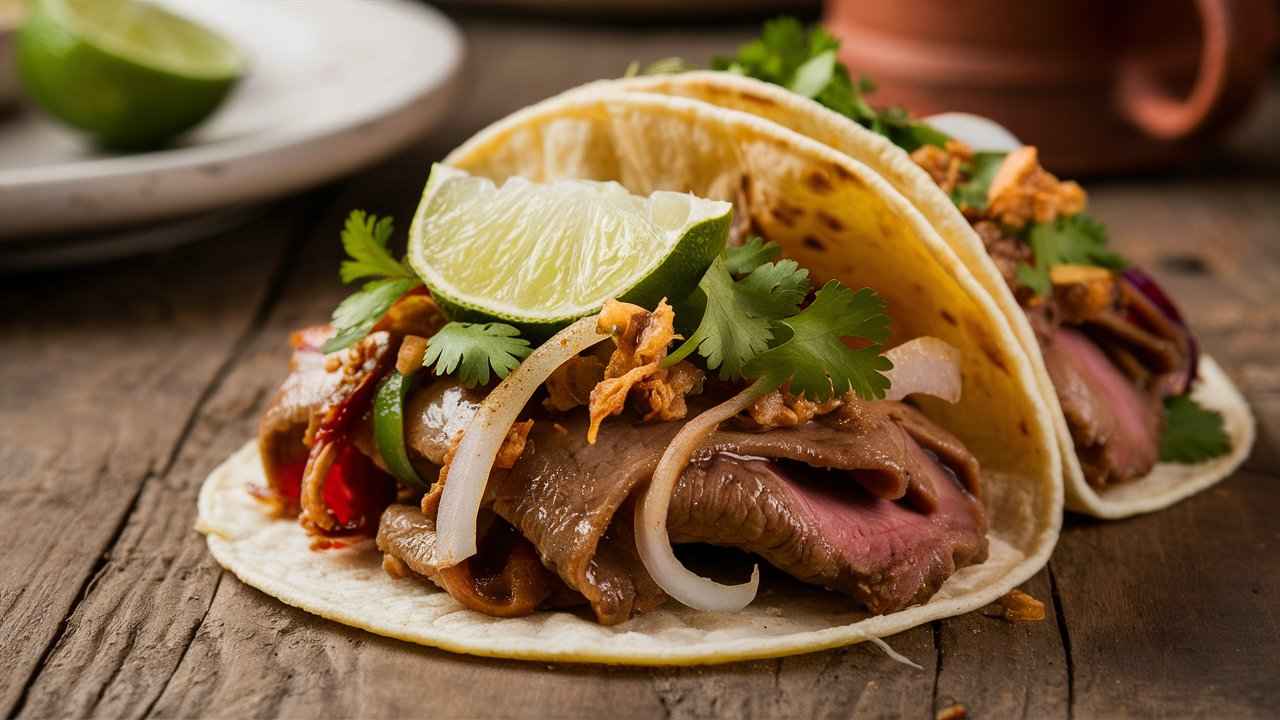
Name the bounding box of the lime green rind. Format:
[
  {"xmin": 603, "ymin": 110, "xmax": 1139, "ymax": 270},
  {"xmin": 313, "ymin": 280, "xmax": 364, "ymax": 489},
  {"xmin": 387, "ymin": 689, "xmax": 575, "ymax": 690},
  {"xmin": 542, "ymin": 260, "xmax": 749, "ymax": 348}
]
[
  {"xmin": 408, "ymin": 164, "xmax": 730, "ymax": 332},
  {"xmin": 16, "ymin": 0, "xmax": 242, "ymax": 149}
]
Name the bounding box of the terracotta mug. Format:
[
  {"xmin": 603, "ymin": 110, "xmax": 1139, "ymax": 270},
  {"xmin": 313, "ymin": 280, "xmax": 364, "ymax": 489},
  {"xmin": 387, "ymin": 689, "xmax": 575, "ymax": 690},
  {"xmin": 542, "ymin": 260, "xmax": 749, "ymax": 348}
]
[{"xmin": 825, "ymin": 0, "xmax": 1277, "ymax": 174}]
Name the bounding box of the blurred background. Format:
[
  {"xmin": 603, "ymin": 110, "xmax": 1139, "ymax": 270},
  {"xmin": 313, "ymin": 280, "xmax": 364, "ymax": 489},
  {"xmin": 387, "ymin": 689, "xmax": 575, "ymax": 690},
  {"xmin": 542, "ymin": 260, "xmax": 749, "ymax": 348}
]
[{"xmin": 0, "ymin": 0, "xmax": 1276, "ymax": 269}]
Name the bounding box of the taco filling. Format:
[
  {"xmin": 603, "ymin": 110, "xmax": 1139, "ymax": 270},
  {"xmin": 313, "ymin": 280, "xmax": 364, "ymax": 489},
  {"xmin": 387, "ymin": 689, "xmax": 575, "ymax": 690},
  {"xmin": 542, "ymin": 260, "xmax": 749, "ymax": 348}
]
[
  {"xmin": 653, "ymin": 18, "xmax": 1233, "ymax": 490},
  {"xmin": 251, "ymin": 172, "xmax": 990, "ymax": 624},
  {"xmin": 912, "ymin": 142, "xmax": 1200, "ymax": 487}
]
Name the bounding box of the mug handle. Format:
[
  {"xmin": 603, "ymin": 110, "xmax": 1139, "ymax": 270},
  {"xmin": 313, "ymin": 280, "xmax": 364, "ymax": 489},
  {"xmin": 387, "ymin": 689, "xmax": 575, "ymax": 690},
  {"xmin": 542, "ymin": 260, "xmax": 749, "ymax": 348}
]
[{"xmin": 1117, "ymin": 0, "xmax": 1276, "ymax": 141}]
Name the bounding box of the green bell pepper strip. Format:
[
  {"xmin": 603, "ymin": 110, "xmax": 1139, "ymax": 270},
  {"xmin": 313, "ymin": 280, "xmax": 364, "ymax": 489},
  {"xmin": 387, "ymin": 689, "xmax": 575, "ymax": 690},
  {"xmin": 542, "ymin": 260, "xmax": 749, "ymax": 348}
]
[{"xmin": 373, "ymin": 370, "xmax": 428, "ymax": 490}]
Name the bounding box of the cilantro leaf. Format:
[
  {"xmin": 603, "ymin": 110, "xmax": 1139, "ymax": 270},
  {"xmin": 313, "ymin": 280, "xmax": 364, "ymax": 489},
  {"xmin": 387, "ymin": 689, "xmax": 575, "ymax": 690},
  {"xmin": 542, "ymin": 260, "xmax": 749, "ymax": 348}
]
[
  {"xmin": 322, "ymin": 278, "xmax": 420, "ymax": 354},
  {"xmin": 724, "ymin": 236, "xmax": 781, "ymax": 276},
  {"xmin": 738, "ymin": 258, "xmax": 809, "ymax": 319},
  {"xmin": 745, "ymin": 282, "xmax": 892, "ymax": 401},
  {"xmin": 339, "ymin": 211, "xmax": 415, "ymax": 284},
  {"xmin": 422, "ymin": 322, "xmax": 532, "ymax": 388},
  {"xmin": 712, "ymin": 18, "xmax": 946, "ymax": 152},
  {"xmin": 950, "ymin": 151, "xmax": 1007, "ymax": 211},
  {"xmin": 1160, "ymin": 395, "xmax": 1231, "ymax": 463},
  {"xmin": 1016, "ymin": 214, "xmax": 1128, "ymax": 296},
  {"xmin": 666, "ymin": 257, "xmax": 777, "ymax": 380}
]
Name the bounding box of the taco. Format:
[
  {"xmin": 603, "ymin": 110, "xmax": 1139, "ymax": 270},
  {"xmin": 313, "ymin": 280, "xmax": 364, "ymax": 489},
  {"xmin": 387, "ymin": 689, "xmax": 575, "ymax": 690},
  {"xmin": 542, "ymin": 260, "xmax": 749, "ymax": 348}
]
[
  {"xmin": 197, "ymin": 87, "xmax": 1061, "ymax": 665},
  {"xmin": 608, "ymin": 19, "xmax": 1254, "ymax": 518}
]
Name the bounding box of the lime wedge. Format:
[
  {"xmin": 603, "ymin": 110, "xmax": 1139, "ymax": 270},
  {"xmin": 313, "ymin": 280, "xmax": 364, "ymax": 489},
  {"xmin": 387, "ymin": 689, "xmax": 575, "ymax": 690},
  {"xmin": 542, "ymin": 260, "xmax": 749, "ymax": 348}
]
[
  {"xmin": 16, "ymin": 0, "xmax": 244, "ymax": 149},
  {"xmin": 408, "ymin": 164, "xmax": 732, "ymax": 330}
]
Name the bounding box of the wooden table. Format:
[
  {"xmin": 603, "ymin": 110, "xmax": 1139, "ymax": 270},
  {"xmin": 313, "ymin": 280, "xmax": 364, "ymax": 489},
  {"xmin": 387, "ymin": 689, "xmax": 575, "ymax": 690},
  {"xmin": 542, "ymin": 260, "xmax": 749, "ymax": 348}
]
[{"xmin": 3, "ymin": 14, "xmax": 1278, "ymax": 719}]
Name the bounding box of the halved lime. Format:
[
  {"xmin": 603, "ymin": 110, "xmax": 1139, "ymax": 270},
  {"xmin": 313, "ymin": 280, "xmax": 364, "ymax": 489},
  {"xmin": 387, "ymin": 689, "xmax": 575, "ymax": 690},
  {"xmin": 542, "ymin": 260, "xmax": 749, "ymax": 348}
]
[
  {"xmin": 16, "ymin": 0, "xmax": 244, "ymax": 149},
  {"xmin": 408, "ymin": 164, "xmax": 732, "ymax": 331}
]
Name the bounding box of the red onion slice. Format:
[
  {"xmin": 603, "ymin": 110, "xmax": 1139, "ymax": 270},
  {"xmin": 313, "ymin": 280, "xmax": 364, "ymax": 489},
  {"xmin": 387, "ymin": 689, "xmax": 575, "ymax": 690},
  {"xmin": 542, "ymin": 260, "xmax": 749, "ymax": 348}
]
[
  {"xmin": 434, "ymin": 317, "xmax": 608, "ymax": 567},
  {"xmin": 883, "ymin": 337, "xmax": 963, "ymax": 403}
]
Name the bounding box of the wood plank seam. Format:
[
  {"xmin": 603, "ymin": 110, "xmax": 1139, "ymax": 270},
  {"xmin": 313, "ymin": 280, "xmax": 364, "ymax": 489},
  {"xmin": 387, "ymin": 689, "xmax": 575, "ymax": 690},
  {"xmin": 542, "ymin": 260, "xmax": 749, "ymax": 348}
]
[
  {"xmin": 1047, "ymin": 564, "xmax": 1075, "ymax": 720},
  {"xmin": 4, "ymin": 199, "xmax": 317, "ymax": 720}
]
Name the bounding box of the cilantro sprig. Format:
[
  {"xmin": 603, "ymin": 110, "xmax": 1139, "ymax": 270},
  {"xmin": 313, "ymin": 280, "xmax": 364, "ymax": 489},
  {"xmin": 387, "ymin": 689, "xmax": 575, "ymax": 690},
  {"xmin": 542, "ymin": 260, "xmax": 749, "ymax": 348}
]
[
  {"xmin": 711, "ymin": 18, "xmax": 946, "ymax": 152},
  {"xmin": 745, "ymin": 282, "xmax": 892, "ymax": 400},
  {"xmin": 668, "ymin": 239, "xmax": 892, "ymax": 401},
  {"xmin": 949, "ymin": 151, "xmax": 1007, "ymax": 212},
  {"xmin": 723, "ymin": 235, "xmax": 781, "ymax": 275},
  {"xmin": 322, "ymin": 211, "xmax": 423, "ymax": 354},
  {"xmin": 1160, "ymin": 395, "xmax": 1231, "ymax": 463},
  {"xmin": 1015, "ymin": 214, "xmax": 1127, "ymax": 296},
  {"xmin": 422, "ymin": 322, "xmax": 532, "ymax": 388}
]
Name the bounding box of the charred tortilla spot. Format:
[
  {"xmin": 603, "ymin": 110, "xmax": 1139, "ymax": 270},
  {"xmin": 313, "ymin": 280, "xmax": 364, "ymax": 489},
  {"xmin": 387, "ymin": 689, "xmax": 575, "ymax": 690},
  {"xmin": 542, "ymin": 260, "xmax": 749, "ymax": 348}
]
[
  {"xmin": 940, "ymin": 310, "xmax": 958, "ymax": 326},
  {"xmin": 815, "ymin": 210, "xmax": 845, "ymax": 232},
  {"xmin": 830, "ymin": 163, "xmax": 855, "ymax": 182},
  {"xmin": 980, "ymin": 337, "xmax": 1009, "ymax": 373},
  {"xmin": 806, "ymin": 171, "xmax": 834, "ymax": 195},
  {"xmin": 771, "ymin": 201, "xmax": 804, "ymax": 227},
  {"xmin": 803, "ymin": 235, "xmax": 826, "ymax": 251},
  {"xmin": 1019, "ymin": 420, "xmax": 1030, "ymax": 437}
]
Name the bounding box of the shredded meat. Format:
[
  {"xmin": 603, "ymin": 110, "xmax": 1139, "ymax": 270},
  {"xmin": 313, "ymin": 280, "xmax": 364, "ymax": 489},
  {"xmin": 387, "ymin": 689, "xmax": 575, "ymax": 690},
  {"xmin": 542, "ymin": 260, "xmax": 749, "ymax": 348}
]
[
  {"xmin": 587, "ymin": 299, "xmax": 701, "ymax": 442},
  {"xmin": 987, "ymin": 146, "xmax": 1086, "ymax": 229},
  {"xmin": 543, "ymin": 355, "xmax": 605, "ymax": 412},
  {"xmin": 910, "ymin": 139, "xmax": 974, "ymax": 195},
  {"xmin": 636, "ymin": 360, "xmax": 704, "ymax": 422},
  {"xmin": 974, "ymin": 220, "xmax": 1031, "ymax": 294},
  {"xmin": 737, "ymin": 386, "xmax": 844, "ymax": 431}
]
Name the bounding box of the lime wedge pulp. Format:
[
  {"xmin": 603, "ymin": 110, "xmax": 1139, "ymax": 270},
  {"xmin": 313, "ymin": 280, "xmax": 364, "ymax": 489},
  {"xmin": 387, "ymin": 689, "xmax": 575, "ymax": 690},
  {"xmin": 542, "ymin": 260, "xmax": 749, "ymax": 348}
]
[
  {"xmin": 408, "ymin": 164, "xmax": 732, "ymax": 330},
  {"xmin": 17, "ymin": 0, "xmax": 244, "ymax": 149}
]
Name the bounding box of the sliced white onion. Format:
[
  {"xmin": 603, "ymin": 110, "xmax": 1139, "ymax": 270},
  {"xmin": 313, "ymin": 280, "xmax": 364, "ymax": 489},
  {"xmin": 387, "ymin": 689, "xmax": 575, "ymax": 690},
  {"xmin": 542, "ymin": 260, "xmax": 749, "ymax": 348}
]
[
  {"xmin": 634, "ymin": 379, "xmax": 767, "ymax": 612},
  {"xmin": 434, "ymin": 316, "xmax": 608, "ymax": 567},
  {"xmin": 922, "ymin": 112, "xmax": 1023, "ymax": 152},
  {"xmin": 883, "ymin": 337, "xmax": 963, "ymax": 404}
]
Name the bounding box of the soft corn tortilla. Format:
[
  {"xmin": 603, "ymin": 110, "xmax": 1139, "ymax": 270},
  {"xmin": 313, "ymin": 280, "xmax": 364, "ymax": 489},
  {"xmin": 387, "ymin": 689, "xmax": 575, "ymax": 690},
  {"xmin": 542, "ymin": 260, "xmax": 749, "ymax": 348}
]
[
  {"xmin": 605, "ymin": 71, "xmax": 1255, "ymax": 519},
  {"xmin": 198, "ymin": 90, "xmax": 1061, "ymax": 665}
]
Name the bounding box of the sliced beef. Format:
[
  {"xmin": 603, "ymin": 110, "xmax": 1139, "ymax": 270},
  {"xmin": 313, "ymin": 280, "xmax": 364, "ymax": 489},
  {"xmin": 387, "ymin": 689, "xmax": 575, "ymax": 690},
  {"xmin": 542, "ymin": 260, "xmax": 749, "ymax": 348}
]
[
  {"xmin": 1085, "ymin": 279, "xmax": 1191, "ymax": 393},
  {"xmin": 1042, "ymin": 327, "xmax": 1162, "ymax": 487},
  {"xmin": 377, "ymin": 505, "xmax": 567, "ymax": 617},
  {"xmin": 473, "ymin": 402, "xmax": 987, "ymax": 625},
  {"xmin": 671, "ymin": 451, "xmax": 986, "ymax": 614}
]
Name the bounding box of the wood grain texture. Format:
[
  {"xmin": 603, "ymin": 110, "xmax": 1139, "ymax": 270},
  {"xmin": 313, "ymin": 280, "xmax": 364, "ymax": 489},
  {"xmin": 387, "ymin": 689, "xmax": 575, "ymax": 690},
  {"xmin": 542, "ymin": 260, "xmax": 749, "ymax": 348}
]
[
  {"xmin": 2, "ymin": 12, "xmax": 1278, "ymax": 720},
  {"xmin": 0, "ymin": 207, "xmax": 301, "ymax": 718}
]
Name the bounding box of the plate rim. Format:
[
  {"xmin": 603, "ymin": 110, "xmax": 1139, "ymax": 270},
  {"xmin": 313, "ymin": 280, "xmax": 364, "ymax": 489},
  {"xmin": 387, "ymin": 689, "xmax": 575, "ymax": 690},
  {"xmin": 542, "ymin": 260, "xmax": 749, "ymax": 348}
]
[{"xmin": 0, "ymin": 0, "xmax": 465, "ymax": 238}]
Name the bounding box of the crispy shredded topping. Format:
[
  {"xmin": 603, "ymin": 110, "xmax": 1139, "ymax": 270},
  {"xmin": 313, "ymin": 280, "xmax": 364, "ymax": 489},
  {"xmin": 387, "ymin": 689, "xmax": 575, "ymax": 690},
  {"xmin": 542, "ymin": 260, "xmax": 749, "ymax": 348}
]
[
  {"xmin": 586, "ymin": 299, "xmax": 702, "ymax": 443},
  {"xmin": 997, "ymin": 589, "xmax": 1047, "ymax": 622},
  {"xmin": 738, "ymin": 385, "xmax": 844, "ymax": 431},
  {"xmin": 987, "ymin": 146, "xmax": 1086, "ymax": 229},
  {"xmin": 1050, "ymin": 264, "xmax": 1118, "ymax": 324},
  {"xmin": 909, "ymin": 140, "xmax": 973, "ymax": 195}
]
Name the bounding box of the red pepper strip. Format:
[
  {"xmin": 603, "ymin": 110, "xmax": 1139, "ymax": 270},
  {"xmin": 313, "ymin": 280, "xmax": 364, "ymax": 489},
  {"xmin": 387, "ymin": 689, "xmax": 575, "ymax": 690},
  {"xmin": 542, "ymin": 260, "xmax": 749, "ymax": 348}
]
[{"xmin": 321, "ymin": 441, "xmax": 397, "ymax": 532}]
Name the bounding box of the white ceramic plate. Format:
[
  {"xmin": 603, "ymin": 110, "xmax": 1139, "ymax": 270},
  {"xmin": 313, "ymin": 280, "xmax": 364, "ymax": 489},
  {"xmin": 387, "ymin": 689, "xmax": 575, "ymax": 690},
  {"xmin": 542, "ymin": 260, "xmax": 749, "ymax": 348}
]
[{"xmin": 0, "ymin": 0, "xmax": 463, "ymax": 240}]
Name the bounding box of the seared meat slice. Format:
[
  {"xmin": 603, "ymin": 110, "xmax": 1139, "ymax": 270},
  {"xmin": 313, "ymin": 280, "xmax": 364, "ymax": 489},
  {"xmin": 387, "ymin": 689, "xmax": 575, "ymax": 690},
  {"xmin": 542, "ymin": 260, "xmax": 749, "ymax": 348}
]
[
  {"xmin": 671, "ymin": 451, "xmax": 986, "ymax": 614},
  {"xmin": 378, "ymin": 505, "xmax": 568, "ymax": 617},
  {"xmin": 1042, "ymin": 327, "xmax": 1162, "ymax": 487},
  {"xmin": 479, "ymin": 403, "xmax": 986, "ymax": 624}
]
